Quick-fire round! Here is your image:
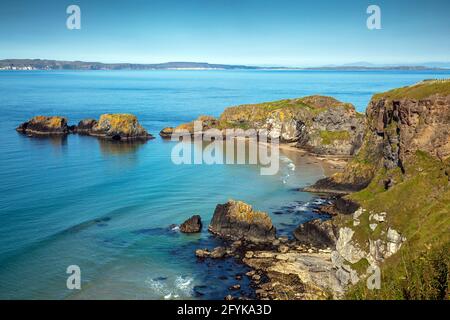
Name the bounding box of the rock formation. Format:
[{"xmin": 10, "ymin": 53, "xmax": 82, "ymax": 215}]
[
  {"xmin": 171, "ymin": 95, "xmax": 365, "ymax": 156},
  {"xmin": 208, "ymin": 200, "xmax": 276, "ymax": 243},
  {"xmin": 309, "ymin": 79, "xmax": 450, "ymax": 193},
  {"xmin": 17, "ymin": 113, "xmax": 154, "ymax": 141},
  {"xmin": 90, "ymin": 114, "xmax": 153, "ymax": 140},
  {"xmin": 179, "ymin": 215, "xmax": 202, "ymax": 233},
  {"xmin": 293, "ymin": 219, "xmax": 338, "ymax": 248},
  {"xmin": 159, "ymin": 127, "xmax": 174, "ymax": 139},
  {"xmin": 75, "ymin": 119, "xmax": 98, "ymax": 134},
  {"xmin": 16, "ymin": 116, "xmax": 69, "ymax": 135}
]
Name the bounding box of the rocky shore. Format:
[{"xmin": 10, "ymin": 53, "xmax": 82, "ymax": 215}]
[{"xmin": 192, "ymin": 80, "xmax": 450, "ymax": 300}]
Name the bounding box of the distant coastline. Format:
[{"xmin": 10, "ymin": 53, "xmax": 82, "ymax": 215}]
[{"xmin": 0, "ymin": 59, "xmax": 448, "ymax": 71}]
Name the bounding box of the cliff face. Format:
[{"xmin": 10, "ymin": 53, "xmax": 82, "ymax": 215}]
[
  {"xmin": 313, "ymin": 80, "xmax": 450, "ymax": 299},
  {"xmin": 311, "ymin": 80, "xmax": 450, "ymax": 192},
  {"xmin": 175, "ymin": 95, "xmax": 365, "ymax": 156}
]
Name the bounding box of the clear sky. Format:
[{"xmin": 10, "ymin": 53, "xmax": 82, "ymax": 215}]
[{"xmin": 1, "ymin": 0, "xmax": 449, "ymax": 66}]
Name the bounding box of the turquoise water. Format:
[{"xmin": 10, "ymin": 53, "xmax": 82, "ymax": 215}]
[{"xmin": 0, "ymin": 69, "xmax": 449, "ymax": 299}]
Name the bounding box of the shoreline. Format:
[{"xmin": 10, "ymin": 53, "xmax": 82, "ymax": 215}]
[{"xmin": 194, "ymin": 144, "xmax": 348, "ymax": 300}]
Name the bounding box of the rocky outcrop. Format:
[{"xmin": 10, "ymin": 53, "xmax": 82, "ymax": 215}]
[
  {"xmin": 75, "ymin": 119, "xmax": 97, "ymax": 134},
  {"xmin": 331, "ymin": 207, "xmax": 406, "ymax": 288},
  {"xmin": 179, "ymin": 215, "xmax": 202, "ymax": 233},
  {"xmin": 159, "ymin": 127, "xmax": 174, "ymax": 139},
  {"xmin": 90, "ymin": 114, "xmax": 153, "ymax": 140},
  {"xmin": 172, "ymin": 96, "xmax": 365, "ymax": 156},
  {"xmin": 308, "ymin": 79, "xmax": 450, "ymax": 193},
  {"xmin": 242, "ymin": 243, "xmax": 344, "ymax": 299},
  {"xmin": 16, "ymin": 114, "xmax": 155, "ymax": 141},
  {"xmin": 16, "ymin": 116, "xmax": 69, "ymax": 135},
  {"xmin": 293, "ymin": 219, "xmax": 338, "ymax": 248},
  {"xmin": 209, "ymin": 200, "xmax": 276, "ymax": 243}
]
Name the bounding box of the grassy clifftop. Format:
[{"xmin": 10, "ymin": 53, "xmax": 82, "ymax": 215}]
[
  {"xmin": 373, "ymin": 79, "xmax": 450, "ymax": 100},
  {"xmin": 327, "ymin": 80, "xmax": 450, "ymax": 299},
  {"xmin": 219, "ymin": 95, "xmax": 357, "ymax": 125},
  {"xmin": 344, "ymin": 152, "xmax": 450, "ymax": 299}
]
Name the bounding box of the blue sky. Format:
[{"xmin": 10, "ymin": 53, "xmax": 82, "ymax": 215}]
[{"xmin": 1, "ymin": 0, "xmax": 449, "ymax": 66}]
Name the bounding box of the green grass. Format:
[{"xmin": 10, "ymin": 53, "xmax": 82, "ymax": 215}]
[
  {"xmin": 343, "ymin": 151, "xmax": 450, "ymax": 299},
  {"xmin": 373, "ymin": 79, "xmax": 450, "ymax": 100},
  {"xmin": 319, "ymin": 130, "xmax": 351, "ymax": 145}
]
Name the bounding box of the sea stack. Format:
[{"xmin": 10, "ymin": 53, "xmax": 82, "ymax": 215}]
[
  {"xmin": 89, "ymin": 114, "xmax": 154, "ymax": 140},
  {"xmin": 209, "ymin": 200, "xmax": 276, "ymax": 243},
  {"xmin": 16, "ymin": 116, "xmax": 69, "ymax": 135}
]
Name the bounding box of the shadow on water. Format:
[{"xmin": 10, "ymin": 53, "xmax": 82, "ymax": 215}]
[
  {"xmin": 18, "ymin": 133, "xmax": 68, "ymax": 146},
  {"xmin": 97, "ymin": 138, "xmax": 147, "ymax": 156}
]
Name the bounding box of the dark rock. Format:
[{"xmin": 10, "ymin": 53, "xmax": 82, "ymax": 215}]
[
  {"xmin": 384, "ymin": 178, "xmax": 395, "ymax": 190},
  {"xmin": 76, "ymin": 118, "xmax": 98, "ymax": 134},
  {"xmin": 208, "ymin": 200, "xmax": 276, "ymax": 243},
  {"xmin": 334, "ymin": 197, "xmax": 360, "ymax": 215},
  {"xmin": 293, "ymin": 219, "xmax": 338, "ymax": 248},
  {"xmin": 179, "ymin": 215, "xmax": 202, "ymax": 233}
]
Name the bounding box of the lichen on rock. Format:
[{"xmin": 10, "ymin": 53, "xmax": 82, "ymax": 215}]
[
  {"xmin": 90, "ymin": 113, "xmax": 153, "ymax": 140},
  {"xmin": 208, "ymin": 200, "xmax": 276, "ymax": 243},
  {"xmin": 16, "ymin": 116, "xmax": 69, "ymax": 135}
]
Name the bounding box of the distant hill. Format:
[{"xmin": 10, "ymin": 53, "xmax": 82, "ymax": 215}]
[
  {"xmin": 0, "ymin": 59, "xmax": 259, "ymax": 70},
  {"xmin": 0, "ymin": 59, "xmax": 448, "ymax": 71}
]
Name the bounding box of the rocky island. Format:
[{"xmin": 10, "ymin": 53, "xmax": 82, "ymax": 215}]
[{"xmin": 16, "ymin": 113, "xmax": 154, "ymax": 141}]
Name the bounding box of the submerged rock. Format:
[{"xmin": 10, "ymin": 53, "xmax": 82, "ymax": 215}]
[
  {"xmin": 16, "ymin": 116, "xmax": 69, "ymax": 135},
  {"xmin": 209, "ymin": 200, "xmax": 276, "ymax": 243},
  {"xmin": 90, "ymin": 114, "xmax": 154, "ymax": 140},
  {"xmin": 179, "ymin": 215, "xmax": 202, "ymax": 233}
]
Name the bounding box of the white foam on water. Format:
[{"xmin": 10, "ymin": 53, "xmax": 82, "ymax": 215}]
[
  {"xmin": 145, "ymin": 275, "xmax": 194, "ymax": 299},
  {"xmin": 294, "ymin": 202, "xmax": 310, "ymax": 212},
  {"xmin": 175, "ymin": 275, "xmax": 194, "ymax": 295}
]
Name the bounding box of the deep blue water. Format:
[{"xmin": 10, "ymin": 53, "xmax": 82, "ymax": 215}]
[{"xmin": 0, "ymin": 69, "xmax": 449, "ymax": 299}]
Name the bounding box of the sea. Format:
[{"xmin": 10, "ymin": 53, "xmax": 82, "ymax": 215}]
[{"xmin": 0, "ymin": 69, "xmax": 449, "ymax": 299}]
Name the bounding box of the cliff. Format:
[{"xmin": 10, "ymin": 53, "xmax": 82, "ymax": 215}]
[
  {"xmin": 309, "ymin": 79, "xmax": 450, "ymax": 192},
  {"xmin": 174, "ymin": 95, "xmax": 365, "ymax": 156},
  {"xmin": 308, "ymin": 80, "xmax": 450, "ymax": 299}
]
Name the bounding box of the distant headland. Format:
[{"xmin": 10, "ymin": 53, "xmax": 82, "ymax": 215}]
[{"xmin": 0, "ymin": 59, "xmax": 448, "ymax": 71}]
